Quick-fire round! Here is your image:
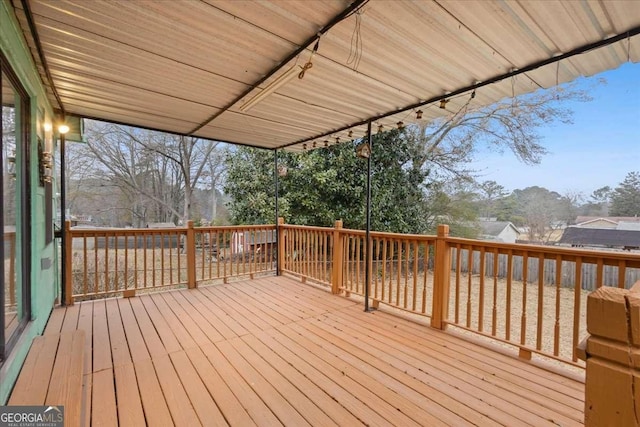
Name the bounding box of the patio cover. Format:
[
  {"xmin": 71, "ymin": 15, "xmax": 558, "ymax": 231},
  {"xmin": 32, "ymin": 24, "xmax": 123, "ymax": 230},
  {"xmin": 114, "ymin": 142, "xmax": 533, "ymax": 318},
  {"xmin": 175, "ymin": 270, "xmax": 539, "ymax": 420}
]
[{"xmin": 8, "ymin": 0, "xmax": 640, "ymax": 151}]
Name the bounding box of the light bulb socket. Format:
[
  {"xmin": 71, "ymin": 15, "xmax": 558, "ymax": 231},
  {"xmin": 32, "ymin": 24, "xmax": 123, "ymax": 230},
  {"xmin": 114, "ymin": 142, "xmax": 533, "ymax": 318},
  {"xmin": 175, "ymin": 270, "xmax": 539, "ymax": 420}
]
[{"xmin": 416, "ymin": 110, "xmax": 423, "ymax": 119}]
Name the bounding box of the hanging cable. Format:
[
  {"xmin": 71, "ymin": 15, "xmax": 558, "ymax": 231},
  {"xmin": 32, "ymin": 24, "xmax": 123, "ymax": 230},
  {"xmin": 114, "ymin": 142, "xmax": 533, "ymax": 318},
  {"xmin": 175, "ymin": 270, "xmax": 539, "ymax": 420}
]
[
  {"xmin": 298, "ymin": 36, "xmax": 321, "ymax": 79},
  {"xmin": 347, "ymin": 8, "xmax": 365, "ymax": 71}
]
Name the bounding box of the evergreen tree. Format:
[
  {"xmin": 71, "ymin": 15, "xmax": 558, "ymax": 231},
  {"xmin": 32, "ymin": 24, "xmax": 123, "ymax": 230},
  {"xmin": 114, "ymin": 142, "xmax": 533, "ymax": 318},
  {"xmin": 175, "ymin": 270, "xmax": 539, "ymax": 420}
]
[{"xmin": 610, "ymin": 172, "xmax": 640, "ymax": 216}]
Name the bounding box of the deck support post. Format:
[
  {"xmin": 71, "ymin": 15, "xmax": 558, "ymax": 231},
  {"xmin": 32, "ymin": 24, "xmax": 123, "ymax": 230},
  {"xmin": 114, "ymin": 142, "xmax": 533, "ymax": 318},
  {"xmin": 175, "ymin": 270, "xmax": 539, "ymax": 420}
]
[
  {"xmin": 186, "ymin": 220, "xmax": 197, "ymax": 289},
  {"xmin": 580, "ymin": 285, "xmax": 640, "ymax": 426},
  {"xmin": 64, "ymin": 220, "xmax": 74, "ymax": 305},
  {"xmin": 277, "ymin": 217, "xmax": 285, "ymax": 275},
  {"xmin": 331, "ymin": 220, "xmax": 344, "ymax": 294},
  {"xmin": 430, "ymin": 224, "xmax": 450, "ymax": 329}
]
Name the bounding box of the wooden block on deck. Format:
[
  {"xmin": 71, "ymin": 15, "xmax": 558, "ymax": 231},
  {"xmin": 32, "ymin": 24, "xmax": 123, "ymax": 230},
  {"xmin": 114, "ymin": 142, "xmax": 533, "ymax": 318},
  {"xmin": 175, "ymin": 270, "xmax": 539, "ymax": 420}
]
[
  {"xmin": 518, "ymin": 348, "xmax": 532, "ymax": 361},
  {"xmin": 587, "ymin": 287, "xmax": 629, "ymax": 342},
  {"xmin": 123, "ymin": 289, "xmax": 136, "ymax": 298}
]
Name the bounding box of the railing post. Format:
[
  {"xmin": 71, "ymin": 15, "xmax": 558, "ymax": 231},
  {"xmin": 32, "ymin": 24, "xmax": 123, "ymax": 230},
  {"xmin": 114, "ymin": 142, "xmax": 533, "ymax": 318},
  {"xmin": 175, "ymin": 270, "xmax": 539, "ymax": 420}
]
[
  {"xmin": 277, "ymin": 218, "xmax": 285, "ymax": 275},
  {"xmin": 186, "ymin": 220, "xmax": 196, "ymax": 289},
  {"xmin": 64, "ymin": 220, "xmax": 74, "ymax": 305},
  {"xmin": 331, "ymin": 220, "xmax": 344, "ymax": 294},
  {"xmin": 431, "ymin": 224, "xmax": 450, "ymax": 329},
  {"xmin": 579, "ymin": 285, "xmax": 640, "ymax": 426}
]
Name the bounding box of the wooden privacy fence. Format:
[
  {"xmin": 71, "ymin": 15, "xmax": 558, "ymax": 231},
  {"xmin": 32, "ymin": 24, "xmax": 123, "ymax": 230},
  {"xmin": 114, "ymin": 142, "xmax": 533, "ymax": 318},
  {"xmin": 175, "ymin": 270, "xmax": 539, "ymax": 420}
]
[{"xmin": 64, "ymin": 221, "xmax": 276, "ymax": 303}]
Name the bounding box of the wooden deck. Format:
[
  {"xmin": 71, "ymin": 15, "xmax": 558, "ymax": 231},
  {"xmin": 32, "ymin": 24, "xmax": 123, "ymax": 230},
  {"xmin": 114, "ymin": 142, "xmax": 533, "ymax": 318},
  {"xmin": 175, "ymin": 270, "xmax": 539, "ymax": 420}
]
[{"xmin": 10, "ymin": 276, "xmax": 585, "ymax": 426}]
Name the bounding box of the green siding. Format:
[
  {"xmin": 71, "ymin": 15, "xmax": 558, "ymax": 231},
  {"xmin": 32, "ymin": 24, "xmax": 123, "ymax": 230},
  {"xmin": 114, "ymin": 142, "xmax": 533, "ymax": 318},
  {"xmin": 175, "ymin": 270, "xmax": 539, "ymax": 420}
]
[{"xmin": 1, "ymin": 0, "xmax": 59, "ymax": 404}]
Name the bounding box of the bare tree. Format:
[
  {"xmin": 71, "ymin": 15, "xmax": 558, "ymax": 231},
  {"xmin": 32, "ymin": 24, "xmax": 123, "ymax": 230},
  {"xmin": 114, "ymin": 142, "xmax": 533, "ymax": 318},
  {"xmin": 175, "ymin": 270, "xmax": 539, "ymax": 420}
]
[
  {"xmin": 83, "ymin": 121, "xmax": 224, "ymax": 226},
  {"xmin": 405, "ymin": 84, "xmax": 591, "ymax": 181}
]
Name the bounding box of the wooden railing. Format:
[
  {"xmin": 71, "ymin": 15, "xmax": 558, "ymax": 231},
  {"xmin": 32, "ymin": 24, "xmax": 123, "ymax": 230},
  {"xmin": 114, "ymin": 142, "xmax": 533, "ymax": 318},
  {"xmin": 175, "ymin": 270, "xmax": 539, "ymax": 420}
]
[
  {"xmin": 64, "ymin": 221, "xmax": 276, "ymax": 303},
  {"xmin": 445, "ymin": 237, "xmax": 640, "ymax": 366},
  {"xmin": 279, "ymin": 222, "xmax": 334, "ymax": 288},
  {"xmin": 277, "ymin": 221, "xmax": 640, "ymax": 367},
  {"xmin": 64, "ymin": 218, "xmax": 640, "ymax": 367}
]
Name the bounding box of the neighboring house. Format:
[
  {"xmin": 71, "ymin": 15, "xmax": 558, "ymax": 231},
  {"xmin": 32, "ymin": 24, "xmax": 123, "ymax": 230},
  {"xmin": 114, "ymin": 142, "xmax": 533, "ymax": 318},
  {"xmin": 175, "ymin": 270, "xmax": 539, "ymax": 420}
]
[
  {"xmin": 477, "ymin": 221, "xmax": 520, "ymax": 243},
  {"xmin": 558, "ymin": 227, "xmax": 640, "ymax": 250},
  {"xmin": 574, "ymin": 216, "xmax": 640, "ymax": 229}
]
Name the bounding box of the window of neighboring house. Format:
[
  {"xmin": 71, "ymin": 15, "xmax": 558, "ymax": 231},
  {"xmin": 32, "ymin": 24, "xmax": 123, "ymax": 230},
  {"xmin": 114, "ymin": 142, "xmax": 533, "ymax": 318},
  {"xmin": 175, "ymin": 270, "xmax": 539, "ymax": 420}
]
[{"xmin": 1, "ymin": 51, "xmax": 31, "ymax": 361}]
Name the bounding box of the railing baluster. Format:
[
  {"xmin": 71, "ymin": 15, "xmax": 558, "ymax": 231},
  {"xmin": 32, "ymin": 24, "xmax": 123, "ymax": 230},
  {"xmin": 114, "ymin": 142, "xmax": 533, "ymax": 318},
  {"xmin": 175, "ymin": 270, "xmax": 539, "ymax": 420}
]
[
  {"xmin": 573, "ymin": 257, "xmax": 583, "ymax": 362},
  {"xmin": 104, "ymin": 232, "xmax": 110, "ymax": 293},
  {"xmin": 554, "ymin": 255, "xmax": 562, "ymax": 356},
  {"xmin": 396, "ymin": 240, "xmax": 401, "ymax": 307},
  {"xmin": 521, "ymin": 253, "xmax": 529, "ymax": 346},
  {"xmin": 388, "ymin": 240, "xmax": 394, "ymax": 304},
  {"xmin": 94, "ymin": 235, "xmax": 99, "ymax": 294},
  {"xmin": 618, "ymin": 260, "xmax": 627, "ymax": 289},
  {"xmin": 114, "ymin": 235, "xmax": 118, "ymax": 292},
  {"xmin": 466, "ymin": 247, "xmax": 472, "ymax": 328},
  {"xmin": 421, "ymin": 242, "xmax": 429, "ymax": 315},
  {"xmin": 412, "ymin": 241, "xmax": 418, "ymax": 311},
  {"xmin": 506, "ymin": 249, "xmax": 512, "ymax": 341},
  {"xmin": 381, "ymin": 238, "xmax": 387, "ymax": 302},
  {"xmin": 537, "ymin": 253, "xmax": 544, "ymax": 351},
  {"xmin": 492, "ymin": 248, "xmax": 498, "ymax": 336},
  {"xmin": 479, "ymin": 247, "xmax": 485, "ymax": 332},
  {"xmin": 83, "ymin": 236, "xmax": 88, "ymax": 297},
  {"xmin": 455, "ymin": 245, "xmax": 461, "ymax": 323},
  {"xmin": 143, "ymin": 232, "xmax": 148, "ymax": 288},
  {"xmin": 596, "ymin": 259, "xmax": 604, "ymax": 288}
]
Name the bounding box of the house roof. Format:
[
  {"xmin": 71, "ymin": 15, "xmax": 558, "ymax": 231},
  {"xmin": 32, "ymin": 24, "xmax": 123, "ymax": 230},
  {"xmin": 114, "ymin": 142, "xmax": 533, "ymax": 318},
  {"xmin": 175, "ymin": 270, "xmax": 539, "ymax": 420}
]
[
  {"xmin": 575, "ymin": 218, "xmax": 619, "ymax": 227},
  {"xmin": 575, "ymin": 216, "xmax": 640, "ymax": 225},
  {"xmin": 7, "ymin": 0, "xmax": 640, "ymax": 151},
  {"xmin": 618, "ymin": 222, "xmax": 640, "ymax": 231},
  {"xmin": 559, "ymin": 227, "xmax": 640, "ymax": 248},
  {"xmin": 478, "ymin": 221, "xmax": 519, "ymax": 238}
]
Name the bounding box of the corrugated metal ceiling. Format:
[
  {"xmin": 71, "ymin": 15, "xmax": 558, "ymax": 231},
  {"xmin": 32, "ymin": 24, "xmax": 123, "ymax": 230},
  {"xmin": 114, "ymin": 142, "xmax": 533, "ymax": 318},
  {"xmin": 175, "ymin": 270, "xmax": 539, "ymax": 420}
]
[{"xmin": 8, "ymin": 0, "xmax": 640, "ymax": 151}]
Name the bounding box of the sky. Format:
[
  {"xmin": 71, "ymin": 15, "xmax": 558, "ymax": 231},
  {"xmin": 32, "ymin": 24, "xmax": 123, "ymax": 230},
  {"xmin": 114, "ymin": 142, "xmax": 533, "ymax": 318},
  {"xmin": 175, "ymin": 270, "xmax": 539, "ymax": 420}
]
[{"xmin": 470, "ymin": 61, "xmax": 640, "ymax": 197}]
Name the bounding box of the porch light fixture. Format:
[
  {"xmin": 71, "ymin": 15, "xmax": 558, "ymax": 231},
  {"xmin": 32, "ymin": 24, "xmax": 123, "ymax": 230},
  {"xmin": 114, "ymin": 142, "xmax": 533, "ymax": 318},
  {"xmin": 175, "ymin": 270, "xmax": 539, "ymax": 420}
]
[
  {"xmin": 238, "ymin": 66, "xmax": 300, "ymax": 112},
  {"xmin": 416, "ymin": 110, "xmax": 423, "ymax": 119},
  {"xmin": 43, "ymin": 122, "xmax": 52, "ymax": 132},
  {"xmin": 356, "ymin": 142, "xmax": 371, "ymax": 159},
  {"xmin": 439, "ymin": 99, "xmax": 449, "ymax": 109},
  {"xmin": 58, "ymin": 124, "xmax": 70, "ymax": 134}
]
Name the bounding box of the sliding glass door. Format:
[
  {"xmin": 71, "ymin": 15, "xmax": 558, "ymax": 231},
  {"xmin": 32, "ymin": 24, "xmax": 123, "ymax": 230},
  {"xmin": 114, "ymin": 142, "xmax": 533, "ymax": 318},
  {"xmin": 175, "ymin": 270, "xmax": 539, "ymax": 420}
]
[{"xmin": 1, "ymin": 52, "xmax": 31, "ymax": 360}]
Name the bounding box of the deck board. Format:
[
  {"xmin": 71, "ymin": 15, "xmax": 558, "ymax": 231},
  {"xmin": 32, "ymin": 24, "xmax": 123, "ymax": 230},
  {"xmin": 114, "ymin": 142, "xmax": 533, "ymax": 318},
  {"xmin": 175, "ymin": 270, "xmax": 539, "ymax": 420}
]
[{"xmin": 9, "ymin": 275, "xmax": 586, "ymax": 426}]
